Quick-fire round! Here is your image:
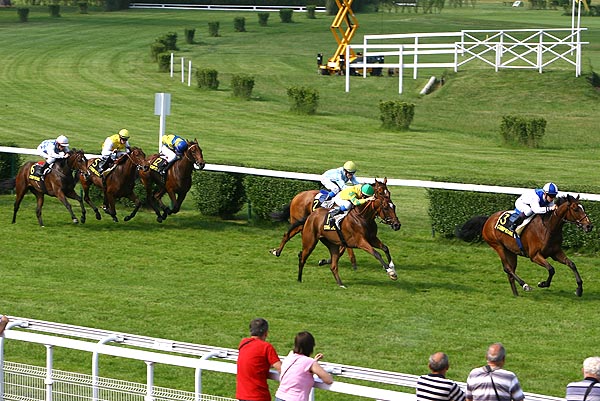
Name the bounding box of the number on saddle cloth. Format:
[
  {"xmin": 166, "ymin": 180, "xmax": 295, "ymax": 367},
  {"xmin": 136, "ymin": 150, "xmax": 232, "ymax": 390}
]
[
  {"xmin": 28, "ymin": 163, "xmax": 46, "ymax": 181},
  {"xmin": 150, "ymin": 157, "xmax": 167, "ymax": 173}
]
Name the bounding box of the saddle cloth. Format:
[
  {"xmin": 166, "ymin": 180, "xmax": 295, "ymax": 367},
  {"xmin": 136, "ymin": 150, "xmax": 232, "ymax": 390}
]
[
  {"xmin": 28, "ymin": 162, "xmax": 45, "ymax": 181},
  {"xmin": 150, "ymin": 157, "xmax": 167, "ymax": 173},
  {"xmin": 494, "ymin": 211, "xmax": 534, "ymax": 237}
]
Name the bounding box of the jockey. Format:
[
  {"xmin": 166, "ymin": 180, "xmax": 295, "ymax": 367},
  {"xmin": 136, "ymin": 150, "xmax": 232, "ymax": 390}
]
[
  {"xmin": 37, "ymin": 135, "xmax": 70, "ymax": 177},
  {"xmin": 157, "ymin": 134, "xmax": 188, "ymax": 176},
  {"xmin": 98, "ymin": 129, "xmax": 131, "ymax": 174},
  {"xmin": 320, "ymin": 161, "xmax": 360, "ymax": 200},
  {"xmin": 330, "ymin": 183, "xmax": 375, "ymax": 216},
  {"xmin": 508, "ymin": 182, "xmax": 558, "ymax": 231}
]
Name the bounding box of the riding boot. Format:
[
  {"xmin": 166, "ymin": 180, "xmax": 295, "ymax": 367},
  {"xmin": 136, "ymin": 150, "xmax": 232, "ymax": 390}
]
[
  {"xmin": 330, "ymin": 207, "xmax": 341, "ymax": 216},
  {"xmin": 40, "ymin": 162, "xmax": 51, "ymax": 179},
  {"xmin": 509, "ymin": 212, "xmax": 526, "ymax": 231}
]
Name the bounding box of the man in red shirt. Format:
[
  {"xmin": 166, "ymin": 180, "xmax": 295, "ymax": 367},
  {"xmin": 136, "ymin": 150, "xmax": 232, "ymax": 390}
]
[{"xmin": 236, "ymin": 318, "xmax": 282, "ymax": 401}]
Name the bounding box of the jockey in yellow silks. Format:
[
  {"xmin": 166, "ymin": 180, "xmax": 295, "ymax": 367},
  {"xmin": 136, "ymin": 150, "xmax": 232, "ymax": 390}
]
[
  {"xmin": 329, "ymin": 183, "xmax": 375, "ymax": 216},
  {"xmin": 157, "ymin": 134, "xmax": 188, "ymax": 176},
  {"xmin": 98, "ymin": 129, "xmax": 131, "ymax": 174}
]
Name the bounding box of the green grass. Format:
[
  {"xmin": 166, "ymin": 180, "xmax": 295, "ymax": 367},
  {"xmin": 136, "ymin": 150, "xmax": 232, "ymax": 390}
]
[{"xmin": 1, "ymin": 3, "xmax": 600, "ymax": 400}]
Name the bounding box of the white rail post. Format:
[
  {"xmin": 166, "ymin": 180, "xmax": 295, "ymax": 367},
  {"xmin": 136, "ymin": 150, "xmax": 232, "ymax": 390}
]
[
  {"xmin": 170, "ymin": 53, "xmax": 174, "ymax": 77},
  {"xmin": 45, "ymin": 344, "xmax": 53, "ymax": 401},
  {"xmin": 181, "ymin": 57, "xmax": 185, "ymax": 83},
  {"xmin": 413, "ymin": 36, "xmax": 419, "ymax": 79},
  {"xmin": 145, "ymin": 361, "xmax": 155, "ymax": 401},
  {"xmin": 538, "ymin": 32, "xmax": 543, "ymax": 73},
  {"xmin": 93, "ymin": 335, "xmax": 124, "ymax": 401},
  {"xmin": 154, "ymin": 93, "xmax": 171, "ymax": 151},
  {"xmin": 345, "ymin": 45, "xmax": 351, "ymax": 92},
  {"xmin": 188, "ymin": 60, "xmax": 192, "ymax": 86},
  {"xmin": 398, "ymin": 45, "xmax": 404, "ymax": 94}
]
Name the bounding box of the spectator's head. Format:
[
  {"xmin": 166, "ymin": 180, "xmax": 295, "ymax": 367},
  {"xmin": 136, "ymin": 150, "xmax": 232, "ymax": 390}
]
[
  {"xmin": 583, "ymin": 357, "xmax": 600, "ymax": 379},
  {"xmin": 428, "ymin": 352, "xmax": 449, "ymax": 373},
  {"xmin": 293, "ymin": 331, "xmax": 315, "ymax": 357},
  {"xmin": 249, "ymin": 318, "xmax": 269, "ymax": 337},
  {"xmin": 486, "ymin": 343, "xmax": 506, "ymax": 366}
]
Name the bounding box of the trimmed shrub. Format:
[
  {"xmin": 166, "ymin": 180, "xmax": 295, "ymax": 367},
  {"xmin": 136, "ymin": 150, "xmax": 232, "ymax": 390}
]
[
  {"xmin": 234, "ymin": 16, "xmax": 246, "ymax": 32},
  {"xmin": 287, "ymin": 86, "xmax": 319, "ymax": 115},
  {"xmin": 17, "ymin": 7, "xmax": 29, "ymax": 22},
  {"xmin": 326, "ymin": 0, "xmax": 337, "ymax": 15},
  {"xmin": 184, "ymin": 28, "xmax": 195, "ymax": 44},
  {"xmin": 49, "ymin": 4, "xmax": 60, "ymax": 17},
  {"xmin": 150, "ymin": 42, "xmax": 167, "ymax": 62},
  {"xmin": 379, "ymin": 100, "xmax": 415, "ymax": 131},
  {"xmin": 307, "ymin": 5, "xmax": 317, "ymax": 18},
  {"xmin": 279, "ymin": 8, "xmax": 293, "ymax": 22},
  {"xmin": 156, "ymin": 32, "xmax": 178, "ymax": 51},
  {"xmin": 244, "ymin": 176, "xmax": 320, "ymax": 221},
  {"xmin": 197, "ymin": 68, "xmax": 219, "ymax": 90},
  {"xmin": 192, "ymin": 171, "xmax": 245, "ymax": 218},
  {"xmin": 258, "ymin": 12, "xmax": 269, "ymax": 26},
  {"xmin": 500, "ymin": 115, "xmax": 546, "ymax": 148},
  {"xmin": 231, "ymin": 74, "xmax": 255, "ymax": 99},
  {"xmin": 78, "ymin": 2, "xmax": 88, "ymax": 13},
  {"xmin": 208, "ymin": 21, "xmax": 220, "ymax": 37},
  {"xmin": 0, "ymin": 143, "xmax": 22, "ymax": 194},
  {"xmin": 157, "ymin": 52, "xmax": 171, "ymax": 72}
]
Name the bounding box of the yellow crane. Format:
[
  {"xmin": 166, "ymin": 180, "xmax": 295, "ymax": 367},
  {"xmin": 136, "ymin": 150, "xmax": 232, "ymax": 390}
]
[{"xmin": 319, "ymin": 0, "xmax": 359, "ymax": 75}]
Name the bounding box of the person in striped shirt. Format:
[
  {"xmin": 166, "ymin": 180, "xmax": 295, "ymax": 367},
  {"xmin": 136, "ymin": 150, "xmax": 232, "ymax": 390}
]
[
  {"xmin": 566, "ymin": 357, "xmax": 600, "ymax": 401},
  {"xmin": 416, "ymin": 352, "xmax": 466, "ymax": 401},
  {"xmin": 466, "ymin": 343, "xmax": 524, "ymax": 401}
]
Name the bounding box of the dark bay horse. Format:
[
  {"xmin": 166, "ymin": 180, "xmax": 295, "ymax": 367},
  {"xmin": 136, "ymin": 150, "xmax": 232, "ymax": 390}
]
[
  {"xmin": 456, "ymin": 195, "xmax": 593, "ymax": 297},
  {"xmin": 271, "ymin": 178, "xmax": 399, "ymax": 269},
  {"xmin": 12, "ymin": 149, "xmax": 89, "ymax": 226},
  {"xmin": 139, "ymin": 139, "xmax": 205, "ymax": 223},
  {"xmin": 79, "ymin": 147, "xmax": 149, "ymax": 223},
  {"xmin": 295, "ymin": 188, "xmax": 402, "ymax": 288}
]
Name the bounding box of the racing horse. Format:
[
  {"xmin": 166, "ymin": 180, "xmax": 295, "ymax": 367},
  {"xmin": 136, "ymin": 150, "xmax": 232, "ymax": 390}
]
[
  {"xmin": 456, "ymin": 194, "xmax": 593, "ymax": 297},
  {"xmin": 270, "ymin": 178, "xmax": 399, "ymax": 269},
  {"xmin": 12, "ymin": 149, "xmax": 89, "ymax": 226},
  {"xmin": 79, "ymin": 147, "xmax": 149, "ymax": 223},
  {"xmin": 139, "ymin": 139, "xmax": 205, "ymax": 223},
  {"xmin": 294, "ymin": 187, "xmax": 401, "ymax": 288}
]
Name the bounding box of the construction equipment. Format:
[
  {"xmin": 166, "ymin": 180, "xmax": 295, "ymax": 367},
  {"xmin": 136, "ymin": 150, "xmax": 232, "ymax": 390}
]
[{"xmin": 318, "ymin": 0, "xmax": 359, "ymax": 75}]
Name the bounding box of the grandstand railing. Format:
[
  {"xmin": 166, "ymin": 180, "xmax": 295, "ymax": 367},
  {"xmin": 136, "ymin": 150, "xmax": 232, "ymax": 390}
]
[
  {"xmin": 0, "ymin": 316, "xmax": 565, "ymax": 401},
  {"xmin": 1, "ymin": 146, "xmax": 599, "ymax": 201}
]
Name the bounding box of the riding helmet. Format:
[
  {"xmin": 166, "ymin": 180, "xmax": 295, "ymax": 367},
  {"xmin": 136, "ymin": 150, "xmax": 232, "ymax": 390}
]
[
  {"xmin": 56, "ymin": 135, "xmax": 69, "ymax": 147},
  {"xmin": 175, "ymin": 140, "xmax": 188, "ymax": 153},
  {"xmin": 118, "ymin": 129, "xmax": 130, "ymax": 139},
  {"xmin": 543, "ymin": 182, "xmax": 558, "ymax": 196},
  {"xmin": 361, "ymin": 184, "xmax": 374, "ymax": 197},
  {"xmin": 343, "ymin": 160, "xmax": 357, "ymax": 173}
]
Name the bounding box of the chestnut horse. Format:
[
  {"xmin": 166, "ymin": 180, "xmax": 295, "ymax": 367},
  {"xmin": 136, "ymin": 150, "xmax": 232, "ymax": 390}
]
[
  {"xmin": 456, "ymin": 194, "xmax": 593, "ymax": 297},
  {"xmin": 12, "ymin": 149, "xmax": 89, "ymax": 226},
  {"xmin": 79, "ymin": 147, "xmax": 149, "ymax": 223},
  {"xmin": 295, "ymin": 188, "xmax": 401, "ymax": 288},
  {"xmin": 139, "ymin": 139, "xmax": 205, "ymax": 223},
  {"xmin": 271, "ymin": 178, "xmax": 399, "ymax": 269}
]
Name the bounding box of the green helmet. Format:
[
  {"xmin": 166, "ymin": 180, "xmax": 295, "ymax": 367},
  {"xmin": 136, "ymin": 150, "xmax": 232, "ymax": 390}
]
[{"xmin": 361, "ymin": 184, "xmax": 374, "ymax": 196}]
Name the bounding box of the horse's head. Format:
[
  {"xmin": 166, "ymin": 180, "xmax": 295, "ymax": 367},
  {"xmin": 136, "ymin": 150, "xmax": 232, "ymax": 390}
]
[
  {"xmin": 186, "ymin": 139, "xmax": 206, "ymax": 170},
  {"xmin": 372, "ymin": 178, "xmax": 401, "ymax": 231},
  {"xmin": 129, "ymin": 147, "xmax": 150, "ymax": 172},
  {"xmin": 67, "ymin": 149, "xmax": 90, "ymax": 179},
  {"xmin": 556, "ymin": 194, "xmax": 593, "ymax": 233}
]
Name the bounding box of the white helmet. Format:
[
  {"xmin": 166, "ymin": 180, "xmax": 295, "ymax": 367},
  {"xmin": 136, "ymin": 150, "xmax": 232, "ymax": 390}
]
[
  {"xmin": 56, "ymin": 135, "xmax": 69, "ymax": 146},
  {"xmin": 543, "ymin": 182, "xmax": 558, "ymax": 196}
]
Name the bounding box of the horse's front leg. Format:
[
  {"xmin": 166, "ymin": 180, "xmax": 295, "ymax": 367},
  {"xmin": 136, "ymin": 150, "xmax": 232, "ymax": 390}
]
[
  {"xmin": 357, "ymin": 240, "xmax": 397, "ymax": 281},
  {"xmin": 123, "ymin": 194, "xmax": 143, "ymax": 222},
  {"xmin": 66, "ymin": 189, "xmax": 86, "ymax": 224},
  {"xmin": 56, "ymin": 190, "xmax": 79, "ymax": 224},
  {"xmin": 530, "ymin": 253, "xmax": 556, "ymax": 290},
  {"xmin": 369, "ymin": 237, "xmax": 395, "ymax": 276},
  {"xmin": 35, "ymin": 193, "xmax": 45, "ymax": 227},
  {"xmin": 103, "ymin": 193, "xmax": 119, "ymax": 223},
  {"xmin": 551, "ymin": 250, "xmax": 583, "ymax": 297}
]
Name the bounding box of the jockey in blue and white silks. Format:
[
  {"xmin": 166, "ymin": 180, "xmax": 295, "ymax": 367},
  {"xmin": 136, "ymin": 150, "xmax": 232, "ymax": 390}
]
[
  {"xmin": 320, "ymin": 161, "xmax": 360, "ymax": 200},
  {"xmin": 509, "ymin": 182, "xmax": 558, "ymax": 230},
  {"xmin": 37, "ymin": 135, "xmax": 70, "ymax": 175}
]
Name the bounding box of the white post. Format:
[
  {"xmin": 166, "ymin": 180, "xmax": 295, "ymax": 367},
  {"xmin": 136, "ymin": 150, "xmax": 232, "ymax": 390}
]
[
  {"xmin": 538, "ymin": 33, "xmax": 543, "ymax": 73},
  {"xmin": 170, "ymin": 53, "xmax": 174, "ymax": 77},
  {"xmin": 188, "ymin": 60, "xmax": 192, "ymax": 86},
  {"xmin": 345, "ymin": 45, "xmax": 351, "ymax": 92},
  {"xmin": 398, "ymin": 45, "xmax": 404, "ymax": 95},
  {"xmin": 154, "ymin": 93, "xmax": 171, "ymax": 151},
  {"xmin": 45, "ymin": 345, "xmax": 53, "ymax": 401},
  {"xmin": 413, "ymin": 37, "xmax": 419, "ymax": 79},
  {"xmin": 145, "ymin": 361, "xmax": 155, "ymax": 401},
  {"xmin": 181, "ymin": 57, "xmax": 185, "ymax": 83}
]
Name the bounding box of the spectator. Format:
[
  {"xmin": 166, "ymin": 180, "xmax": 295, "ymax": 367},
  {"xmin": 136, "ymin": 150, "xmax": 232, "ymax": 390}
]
[
  {"xmin": 416, "ymin": 352, "xmax": 465, "ymax": 401},
  {"xmin": 466, "ymin": 343, "xmax": 524, "ymax": 401},
  {"xmin": 236, "ymin": 318, "xmax": 282, "ymax": 401},
  {"xmin": 566, "ymin": 356, "xmax": 600, "ymax": 401},
  {"xmin": 0, "ymin": 315, "xmax": 8, "ymax": 335},
  {"xmin": 275, "ymin": 331, "xmax": 333, "ymax": 401}
]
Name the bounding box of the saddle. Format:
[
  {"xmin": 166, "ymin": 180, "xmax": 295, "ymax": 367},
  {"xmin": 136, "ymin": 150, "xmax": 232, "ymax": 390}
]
[
  {"xmin": 28, "ymin": 162, "xmax": 45, "ymax": 182},
  {"xmin": 495, "ymin": 211, "xmax": 534, "ymax": 237},
  {"xmin": 89, "ymin": 159, "xmax": 115, "ymax": 178},
  {"xmin": 149, "ymin": 157, "xmax": 167, "ymax": 174},
  {"xmin": 323, "ymin": 210, "xmax": 346, "ymax": 231}
]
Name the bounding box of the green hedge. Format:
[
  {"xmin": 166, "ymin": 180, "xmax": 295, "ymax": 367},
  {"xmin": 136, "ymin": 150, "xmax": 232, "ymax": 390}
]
[
  {"xmin": 0, "ymin": 144, "xmax": 22, "ymax": 194},
  {"xmin": 243, "ymin": 176, "xmax": 319, "ymax": 220},
  {"xmin": 191, "ymin": 171, "xmax": 246, "ymax": 218}
]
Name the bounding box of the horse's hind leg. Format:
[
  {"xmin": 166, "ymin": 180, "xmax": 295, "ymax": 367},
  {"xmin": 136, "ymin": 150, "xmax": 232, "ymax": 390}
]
[
  {"xmin": 317, "ymin": 247, "xmax": 358, "ymax": 272},
  {"xmin": 123, "ymin": 194, "xmax": 143, "ymax": 222},
  {"xmin": 35, "ymin": 193, "xmax": 45, "ymax": 227},
  {"xmin": 495, "ymin": 247, "xmax": 528, "ymax": 296},
  {"xmin": 325, "ymin": 242, "xmax": 345, "ymax": 288},
  {"xmin": 12, "ymin": 180, "xmax": 27, "ymax": 224},
  {"xmin": 297, "ymin": 230, "xmax": 319, "ymax": 283},
  {"xmin": 551, "ymin": 250, "xmax": 583, "ymax": 297},
  {"xmin": 271, "ymin": 224, "xmax": 302, "ymax": 257}
]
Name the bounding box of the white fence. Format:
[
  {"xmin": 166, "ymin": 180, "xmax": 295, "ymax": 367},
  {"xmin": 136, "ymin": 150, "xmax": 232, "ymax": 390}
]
[
  {"xmin": 345, "ymin": 28, "xmax": 587, "ymax": 93},
  {"xmin": 0, "ymin": 316, "xmax": 565, "ymax": 401},
  {"xmin": 129, "ymin": 3, "xmax": 326, "ymax": 12},
  {"xmin": 2, "ymin": 145, "xmax": 600, "ymax": 201}
]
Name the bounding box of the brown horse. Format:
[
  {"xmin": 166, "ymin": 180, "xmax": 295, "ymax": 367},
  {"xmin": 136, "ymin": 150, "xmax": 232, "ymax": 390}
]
[
  {"xmin": 79, "ymin": 147, "xmax": 149, "ymax": 223},
  {"xmin": 139, "ymin": 139, "xmax": 205, "ymax": 223},
  {"xmin": 456, "ymin": 194, "xmax": 593, "ymax": 297},
  {"xmin": 12, "ymin": 149, "xmax": 89, "ymax": 226},
  {"xmin": 271, "ymin": 178, "xmax": 399, "ymax": 269},
  {"xmin": 295, "ymin": 188, "xmax": 402, "ymax": 288}
]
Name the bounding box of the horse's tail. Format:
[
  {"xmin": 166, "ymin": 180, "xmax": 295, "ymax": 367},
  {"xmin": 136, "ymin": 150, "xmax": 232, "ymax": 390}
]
[
  {"xmin": 0, "ymin": 177, "xmax": 16, "ymax": 192},
  {"xmin": 270, "ymin": 203, "xmax": 291, "ymax": 222},
  {"xmin": 455, "ymin": 215, "xmax": 489, "ymax": 242}
]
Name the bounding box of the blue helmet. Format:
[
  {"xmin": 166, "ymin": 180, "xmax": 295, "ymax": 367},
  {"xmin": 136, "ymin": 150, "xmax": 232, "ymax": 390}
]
[
  {"xmin": 175, "ymin": 140, "xmax": 188, "ymax": 153},
  {"xmin": 543, "ymin": 182, "xmax": 558, "ymax": 196}
]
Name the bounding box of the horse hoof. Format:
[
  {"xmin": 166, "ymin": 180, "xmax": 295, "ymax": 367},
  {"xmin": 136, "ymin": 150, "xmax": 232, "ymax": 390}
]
[
  {"xmin": 338, "ymin": 285, "xmax": 347, "ymax": 289},
  {"xmin": 389, "ymin": 274, "xmax": 398, "ymax": 281},
  {"xmin": 72, "ymin": 219, "xmax": 79, "ymax": 224},
  {"xmin": 269, "ymin": 249, "xmax": 280, "ymax": 257},
  {"xmin": 318, "ymin": 259, "xmax": 328, "ymax": 266},
  {"xmin": 95, "ymin": 213, "xmax": 101, "ymax": 220},
  {"xmin": 576, "ymin": 288, "xmax": 583, "ymax": 297},
  {"xmin": 537, "ymin": 281, "xmax": 549, "ymax": 288},
  {"xmin": 523, "ymin": 284, "xmax": 532, "ymax": 291},
  {"xmin": 156, "ymin": 217, "xmax": 163, "ymax": 223},
  {"xmin": 124, "ymin": 216, "xmax": 131, "ymax": 222}
]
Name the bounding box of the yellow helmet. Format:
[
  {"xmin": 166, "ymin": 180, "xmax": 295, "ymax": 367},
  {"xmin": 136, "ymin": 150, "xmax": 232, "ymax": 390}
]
[
  {"xmin": 118, "ymin": 129, "xmax": 130, "ymax": 139},
  {"xmin": 343, "ymin": 161, "xmax": 357, "ymax": 173}
]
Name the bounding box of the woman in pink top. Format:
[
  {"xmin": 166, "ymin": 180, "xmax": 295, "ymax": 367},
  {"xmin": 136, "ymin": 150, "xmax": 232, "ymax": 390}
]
[{"xmin": 275, "ymin": 331, "xmax": 333, "ymax": 401}]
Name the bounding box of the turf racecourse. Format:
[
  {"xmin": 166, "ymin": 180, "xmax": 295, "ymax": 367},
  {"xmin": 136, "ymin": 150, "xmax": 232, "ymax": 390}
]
[{"xmin": 1, "ymin": 3, "xmax": 600, "ymax": 400}]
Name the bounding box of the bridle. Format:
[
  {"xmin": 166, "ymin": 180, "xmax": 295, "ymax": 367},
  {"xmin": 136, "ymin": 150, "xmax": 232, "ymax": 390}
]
[
  {"xmin": 551, "ymin": 199, "xmax": 590, "ymax": 229},
  {"xmin": 124, "ymin": 149, "xmax": 147, "ymax": 171},
  {"xmin": 359, "ymin": 196, "xmax": 397, "ymax": 226}
]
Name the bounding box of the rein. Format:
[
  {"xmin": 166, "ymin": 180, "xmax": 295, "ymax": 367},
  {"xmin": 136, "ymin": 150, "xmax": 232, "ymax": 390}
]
[
  {"xmin": 124, "ymin": 150, "xmax": 146, "ymax": 169},
  {"xmin": 552, "ymin": 202, "xmax": 590, "ymax": 228},
  {"xmin": 359, "ymin": 197, "xmax": 395, "ymax": 226}
]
